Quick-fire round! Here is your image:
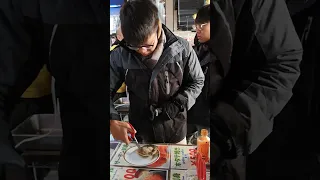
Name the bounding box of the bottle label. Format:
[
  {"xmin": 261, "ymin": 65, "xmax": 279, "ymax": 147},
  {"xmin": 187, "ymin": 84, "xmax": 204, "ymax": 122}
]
[{"xmin": 198, "ymin": 141, "xmax": 210, "ymax": 162}]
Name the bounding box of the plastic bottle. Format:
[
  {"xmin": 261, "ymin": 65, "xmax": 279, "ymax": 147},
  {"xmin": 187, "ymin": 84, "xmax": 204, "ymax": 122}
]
[{"xmin": 197, "ymin": 129, "xmax": 210, "ymax": 162}]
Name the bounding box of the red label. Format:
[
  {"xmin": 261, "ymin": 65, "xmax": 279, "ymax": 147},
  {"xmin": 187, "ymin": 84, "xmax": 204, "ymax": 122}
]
[{"xmin": 124, "ymin": 168, "xmax": 137, "ymax": 180}]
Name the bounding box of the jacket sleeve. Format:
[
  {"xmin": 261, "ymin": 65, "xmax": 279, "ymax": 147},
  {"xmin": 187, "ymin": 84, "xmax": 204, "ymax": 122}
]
[
  {"xmin": 212, "ymin": 0, "xmax": 303, "ymax": 157},
  {"xmin": 110, "ymin": 49, "xmax": 125, "ymax": 120},
  {"xmin": 181, "ymin": 43, "xmax": 205, "ymax": 110}
]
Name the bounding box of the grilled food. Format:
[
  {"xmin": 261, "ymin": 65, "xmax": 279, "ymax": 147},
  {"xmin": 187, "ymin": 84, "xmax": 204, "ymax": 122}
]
[{"xmin": 137, "ymin": 145, "xmax": 158, "ymax": 157}]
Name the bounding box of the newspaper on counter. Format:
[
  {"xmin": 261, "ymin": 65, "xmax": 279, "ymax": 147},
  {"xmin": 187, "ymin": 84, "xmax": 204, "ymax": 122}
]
[
  {"xmin": 110, "ymin": 142, "xmax": 121, "ymax": 160},
  {"xmin": 110, "ymin": 143, "xmax": 171, "ymax": 169},
  {"xmin": 170, "ymin": 169, "xmax": 210, "ymax": 180},
  {"xmin": 110, "ymin": 166, "xmax": 168, "ymax": 180},
  {"xmin": 170, "ymin": 145, "xmax": 197, "ymax": 170}
]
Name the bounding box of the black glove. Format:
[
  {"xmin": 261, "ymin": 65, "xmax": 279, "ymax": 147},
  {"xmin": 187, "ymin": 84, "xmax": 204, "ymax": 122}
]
[
  {"xmin": 210, "ymin": 112, "xmax": 237, "ymax": 159},
  {"xmin": 162, "ymin": 94, "xmax": 187, "ymax": 120}
]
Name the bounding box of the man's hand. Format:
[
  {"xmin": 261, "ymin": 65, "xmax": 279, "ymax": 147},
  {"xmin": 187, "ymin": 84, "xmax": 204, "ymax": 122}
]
[
  {"xmin": 162, "ymin": 102, "xmax": 180, "ymax": 120},
  {"xmin": 162, "ymin": 94, "xmax": 187, "ymax": 120},
  {"xmin": 110, "ymin": 120, "xmax": 136, "ymax": 144}
]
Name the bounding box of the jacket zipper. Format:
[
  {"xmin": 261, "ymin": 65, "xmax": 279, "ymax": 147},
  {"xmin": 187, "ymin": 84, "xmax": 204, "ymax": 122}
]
[
  {"xmin": 164, "ymin": 71, "xmax": 170, "ymax": 95},
  {"xmin": 124, "ymin": 69, "xmax": 129, "ymax": 98}
]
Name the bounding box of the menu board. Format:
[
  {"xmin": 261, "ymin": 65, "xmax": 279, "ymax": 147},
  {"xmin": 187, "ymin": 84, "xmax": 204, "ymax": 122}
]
[
  {"xmin": 110, "ymin": 166, "xmax": 168, "ymax": 180},
  {"xmin": 170, "ymin": 145, "xmax": 197, "ymax": 170},
  {"xmin": 109, "ymin": 143, "xmax": 210, "ymax": 179},
  {"xmin": 110, "ymin": 143, "xmax": 171, "ymax": 169},
  {"xmin": 170, "ymin": 170, "xmax": 210, "ymax": 180},
  {"xmin": 110, "ymin": 142, "xmax": 121, "ymax": 160}
]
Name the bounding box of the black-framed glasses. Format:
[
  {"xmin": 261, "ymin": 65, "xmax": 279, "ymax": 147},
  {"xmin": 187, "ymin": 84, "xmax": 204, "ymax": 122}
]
[
  {"xmin": 127, "ymin": 44, "xmax": 154, "ymax": 51},
  {"xmin": 195, "ymin": 23, "xmax": 208, "ymax": 30}
]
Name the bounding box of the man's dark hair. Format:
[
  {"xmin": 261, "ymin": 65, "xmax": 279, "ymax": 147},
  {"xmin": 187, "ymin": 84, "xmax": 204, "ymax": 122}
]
[
  {"xmin": 120, "ymin": 0, "xmax": 159, "ymax": 46},
  {"xmin": 195, "ymin": 5, "xmax": 210, "ymax": 24}
]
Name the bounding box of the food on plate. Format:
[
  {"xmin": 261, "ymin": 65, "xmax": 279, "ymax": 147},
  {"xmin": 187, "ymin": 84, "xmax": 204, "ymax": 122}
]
[{"xmin": 137, "ymin": 145, "xmax": 158, "ymax": 157}]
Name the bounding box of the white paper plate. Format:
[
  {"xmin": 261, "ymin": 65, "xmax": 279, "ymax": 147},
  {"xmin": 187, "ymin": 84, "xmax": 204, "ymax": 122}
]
[{"xmin": 124, "ymin": 146, "xmax": 160, "ymax": 166}]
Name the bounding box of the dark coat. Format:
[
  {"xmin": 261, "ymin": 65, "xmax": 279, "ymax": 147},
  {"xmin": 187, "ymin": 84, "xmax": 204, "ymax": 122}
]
[
  {"xmin": 247, "ymin": 1, "xmax": 320, "ymax": 179},
  {"xmin": 206, "ymin": 0, "xmax": 303, "ymax": 179},
  {"xmin": 110, "ymin": 25, "xmax": 204, "ymax": 143},
  {"xmin": 188, "ymin": 0, "xmax": 234, "ymax": 128}
]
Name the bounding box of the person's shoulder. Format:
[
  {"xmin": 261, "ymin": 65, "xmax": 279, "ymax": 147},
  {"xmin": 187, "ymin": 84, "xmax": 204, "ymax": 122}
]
[
  {"xmin": 176, "ymin": 36, "xmax": 190, "ymax": 47},
  {"xmin": 174, "ymin": 36, "xmax": 193, "ymax": 55},
  {"xmin": 110, "ymin": 45, "xmax": 126, "ymax": 55},
  {"xmin": 110, "ymin": 45, "xmax": 119, "ymax": 51},
  {"xmin": 110, "ymin": 45, "xmax": 131, "ymax": 65},
  {"xmin": 110, "ymin": 45, "xmax": 123, "ymax": 61}
]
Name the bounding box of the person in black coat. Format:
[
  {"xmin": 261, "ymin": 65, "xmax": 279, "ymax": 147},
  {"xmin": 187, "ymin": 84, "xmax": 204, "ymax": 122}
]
[
  {"xmin": 188, "ymin": 0, "xmax": 302, "ymax": 179},
  {"xmin": 187, "ymin": 5, "xmax": 231, "ymax": 143}
]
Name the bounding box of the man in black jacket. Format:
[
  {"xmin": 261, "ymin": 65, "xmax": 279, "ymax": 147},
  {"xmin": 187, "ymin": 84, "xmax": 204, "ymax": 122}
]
[
  {"xmin": 206, "ymin": 0, "xmax": 302, "ymax": 179},
  {"xmin": 110, "ymin": 0, "xmax": 204, "ymax": 144}
]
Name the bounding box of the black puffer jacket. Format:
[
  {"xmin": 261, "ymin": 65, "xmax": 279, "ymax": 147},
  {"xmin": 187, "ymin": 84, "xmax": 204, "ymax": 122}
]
[
  {"xmin": 206, "ymin": 0, "xmax": 302, "ymax": 179},
  {"xmin": 110, "ymin": 25, "xmax": 204, "ymax": 143}
]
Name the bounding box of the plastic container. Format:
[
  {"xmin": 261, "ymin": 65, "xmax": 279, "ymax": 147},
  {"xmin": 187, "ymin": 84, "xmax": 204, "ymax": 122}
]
[
  {"xmin": 11, "ymin": 114, "xmax": 63, "ymax": 151},
  {"xmin": 114, "ymin": 97, "xmax": 130, "ymax": 114}
]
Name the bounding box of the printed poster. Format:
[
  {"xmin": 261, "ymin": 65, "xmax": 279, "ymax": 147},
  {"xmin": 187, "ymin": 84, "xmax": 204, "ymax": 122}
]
[
  {"xmin": 110, "ymin": 142, "xmax": 121, "ymax": 160},
  {"xmin": 110, "ymin": 143, "xmax": 171, "ymax": 169},
  {"xmin": 110, "ymin": 166, "xmax": 168, "ymax": 180},
  {"xmin": 170, "ymin": 145, "xmax": 197, "ymax": 170},
  {"xmin": 170, "ymin": 169, "xmax": 210, "ymax": 180}
]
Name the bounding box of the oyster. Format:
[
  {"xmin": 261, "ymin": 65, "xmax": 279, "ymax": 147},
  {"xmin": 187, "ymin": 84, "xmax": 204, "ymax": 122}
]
[{"xmin": 137, "ymin": 145, "xmax": 158, "ymax": 157}]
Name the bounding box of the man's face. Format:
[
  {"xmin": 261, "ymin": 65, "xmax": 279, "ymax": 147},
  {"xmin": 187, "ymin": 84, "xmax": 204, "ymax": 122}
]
[
  {"xmin": 196, "ymin": 22, "xmax": 210, "ymax": 43},
  {"xmin": 127, "ymin": 31, "xmax": 158, "ymax": 57}
]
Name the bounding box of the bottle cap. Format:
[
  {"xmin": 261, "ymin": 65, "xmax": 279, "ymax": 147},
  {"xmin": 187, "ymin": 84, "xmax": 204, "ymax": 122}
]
[{"xmin": 200, "ymin": 129, "xmax": 208, "ymax": 136}]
